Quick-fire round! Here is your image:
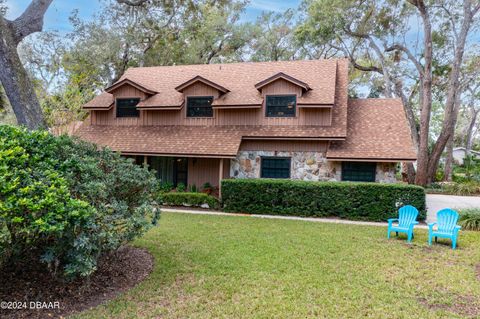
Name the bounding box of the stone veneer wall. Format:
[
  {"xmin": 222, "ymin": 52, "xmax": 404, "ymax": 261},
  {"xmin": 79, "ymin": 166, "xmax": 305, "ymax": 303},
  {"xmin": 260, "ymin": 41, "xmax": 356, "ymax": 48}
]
[{"xmin": 230, "ymin": 151, "xmax": 398, "ymax": 183}]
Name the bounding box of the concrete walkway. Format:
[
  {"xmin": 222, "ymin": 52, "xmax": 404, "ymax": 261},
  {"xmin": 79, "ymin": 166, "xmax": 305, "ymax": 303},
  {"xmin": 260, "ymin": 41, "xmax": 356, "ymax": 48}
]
[
  {"xmin": 426, "ymin": 194, "xmax": 480, "ymax": 223},
  {"xmin": 161, "ymin": 207, "xmax": 429, "ymax": 229}
]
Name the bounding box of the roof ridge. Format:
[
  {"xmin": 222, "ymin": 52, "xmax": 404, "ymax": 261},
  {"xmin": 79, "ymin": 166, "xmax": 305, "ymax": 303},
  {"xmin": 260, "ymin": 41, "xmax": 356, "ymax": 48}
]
[{"xmin": 123, "ymin": 58, "xmax": 342, "ymax": 71}]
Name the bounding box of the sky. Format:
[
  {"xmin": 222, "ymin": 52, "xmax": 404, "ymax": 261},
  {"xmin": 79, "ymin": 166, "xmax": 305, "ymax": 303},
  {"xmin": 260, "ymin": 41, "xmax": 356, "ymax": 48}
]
[{"xmin": 4, "ymin": 0, "xmax": 301, "ymax": 32}]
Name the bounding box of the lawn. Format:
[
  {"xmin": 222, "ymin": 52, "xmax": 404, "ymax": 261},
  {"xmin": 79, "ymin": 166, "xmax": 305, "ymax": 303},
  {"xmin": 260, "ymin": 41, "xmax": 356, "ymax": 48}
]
[{"xmin": 74, "ymin": 212, "xmax": 480, "ymax": 319}]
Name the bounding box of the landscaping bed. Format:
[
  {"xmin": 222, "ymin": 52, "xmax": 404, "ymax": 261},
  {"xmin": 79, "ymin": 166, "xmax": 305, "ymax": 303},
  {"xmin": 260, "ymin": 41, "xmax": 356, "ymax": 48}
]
[{"xmin": 0, "ymin": 246, "xmax": 153, "ymax": 319}]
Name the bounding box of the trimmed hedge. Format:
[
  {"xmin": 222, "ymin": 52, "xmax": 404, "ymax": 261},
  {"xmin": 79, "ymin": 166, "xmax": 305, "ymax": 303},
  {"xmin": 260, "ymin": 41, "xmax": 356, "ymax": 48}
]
[
  {"xmin": 161, "ymin": 192, "xmax": 219, "ymax": 209},
  {"xmin": 221, "ymin": 179, "xmax": 426, "ymax": 222}
]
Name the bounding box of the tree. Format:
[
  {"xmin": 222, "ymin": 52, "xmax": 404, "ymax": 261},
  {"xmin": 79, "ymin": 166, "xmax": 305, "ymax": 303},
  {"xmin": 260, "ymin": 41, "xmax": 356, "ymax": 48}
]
[
  {"xmin": 249, "ymin": 9, "xmax": 299, "ymax": 62},
  {"xmin": 0, "ymin": 0, "xmax": 52, "ymax": 129},
  {"xmin": 417, "ymin": 0, "xmax": 480, "ymax": 185},
  {"xmin": 442, "ymin": 55, "xmax": 480, "ymax": 180},
  {"xmin": 297, "ymin": 0, "xmax": 480, "ymax": 185}
]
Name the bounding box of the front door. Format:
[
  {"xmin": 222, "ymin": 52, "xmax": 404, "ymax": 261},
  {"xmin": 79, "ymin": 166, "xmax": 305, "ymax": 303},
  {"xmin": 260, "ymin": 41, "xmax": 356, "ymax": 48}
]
[{"xmin": 173, "ymin": 157, "xmax": 188, "ymax": 186}]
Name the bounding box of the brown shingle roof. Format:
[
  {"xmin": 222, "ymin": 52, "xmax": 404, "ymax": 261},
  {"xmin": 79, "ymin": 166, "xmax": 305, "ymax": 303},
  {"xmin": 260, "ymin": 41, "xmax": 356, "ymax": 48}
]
[
  {"xmin": 74, "ymin": 124, "xmax": 348, "ymax": 158},
  {"xmin": 112, "ymin": 59, "xmax": 340, "ymax": 108},
  {"xmin": 174, "ymin": 75, "xmax": 230, "ymax": 94},
  {"xmin": 75, "ymin": 125, "xmax": 243, "ymax": 157},
  {"xmin": 83, "ymin": 92, "xmax": 114, "ymax": 109},
  {"xmin": 327, "ymin": 99, "xmax": 417, "ymax": 161},
  {"xmin": 254, "ymin": 72, "xmax": 312, "ymax": 92},
  {"xmin": 105, "ymin": 78, "xmax": 158, "ymax": 95}
]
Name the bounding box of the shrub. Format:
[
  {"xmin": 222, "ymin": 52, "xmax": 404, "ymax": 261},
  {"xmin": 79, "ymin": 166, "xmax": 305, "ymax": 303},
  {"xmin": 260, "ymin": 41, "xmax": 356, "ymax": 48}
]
[
  {"xmin": 458, "ymin": 209, "xmax": 480, "ymax": 231},
  {"xmin": 158, "ymin": 181, "xmax": 174, "ymax": 193},
  {"xmin": 221, "ymin": 179, "xmax": 426, "ymax": 221},
  {"xmin": 176, "ymin": 182, "xmax": 186, "ymax": 192},
  {"xmin": 0, "ymin": 125, "xmax": 160, "ymax": 279},
  {"xmin": 442, "ymin": 181, "xmax": 480, "ymax": 196},
  {"xmin": 161, "ymin": 192, "xmax": 218, "ymax": 209}
]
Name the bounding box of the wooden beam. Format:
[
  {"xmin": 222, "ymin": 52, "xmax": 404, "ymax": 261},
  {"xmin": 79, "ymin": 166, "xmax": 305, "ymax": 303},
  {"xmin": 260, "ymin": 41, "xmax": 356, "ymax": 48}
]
[{"xmin": 218, "ymin": 158, "xmax": 224, "ymax": 199}]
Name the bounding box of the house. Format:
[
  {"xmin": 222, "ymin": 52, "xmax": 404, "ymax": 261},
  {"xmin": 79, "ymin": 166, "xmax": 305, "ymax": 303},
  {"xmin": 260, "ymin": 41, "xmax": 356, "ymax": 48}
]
[
  {"xmin": 452, "ymin": 147, "xmax": 480, "ymax": 165},
  {"xmin": 75, "ymin": 59, "xmax": 416, "ymax": 193}
]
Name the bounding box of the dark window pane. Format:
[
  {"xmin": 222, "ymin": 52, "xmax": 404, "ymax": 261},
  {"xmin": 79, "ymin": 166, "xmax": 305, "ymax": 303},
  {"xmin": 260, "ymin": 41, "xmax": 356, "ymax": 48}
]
[
  {"xmin": 116, "ymin": 98, "xmax": 140, "ymax": 117},
  {"xmin": 266, "ymin": 95, "xmax": 296, "ymax": 117},
  {"xmin": 187, "ymin": 96, "xmax": 214, "ymax": 117},
  {"xmin": 341, "ymin": 162, "xmax": 376, "ymax": 182},
  {"xmin": 261, "ymin": 157, "xmax": 291, "ymax": 178}
]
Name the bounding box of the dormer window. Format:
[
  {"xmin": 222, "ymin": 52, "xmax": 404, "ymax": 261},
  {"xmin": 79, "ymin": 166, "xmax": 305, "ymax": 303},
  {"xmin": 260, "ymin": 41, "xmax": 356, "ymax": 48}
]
[
  {"xmin": 266, "ymin": 95, "xmax": 296, "ymax": 117},
  {"xmin": 186, "ymin": 96, "xmax": 214, "ymax": 117},
  {"xmin": 116, "ymin": 98, "xmax": 140, "ymax": 117}
]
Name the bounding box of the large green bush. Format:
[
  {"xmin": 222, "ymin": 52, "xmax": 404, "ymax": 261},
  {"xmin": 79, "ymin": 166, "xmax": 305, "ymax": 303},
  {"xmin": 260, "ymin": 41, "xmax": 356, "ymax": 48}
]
[
  {"xmin": 0, "ymin": 125, "xmax": 159, "ymax": 279},
  {"xmin": 222, "ymin": 179, "xmax": 426, "ymax": 221},
  {"xmin": 161, "ymin": 192, "xmax": 218, "ymax": 209}
]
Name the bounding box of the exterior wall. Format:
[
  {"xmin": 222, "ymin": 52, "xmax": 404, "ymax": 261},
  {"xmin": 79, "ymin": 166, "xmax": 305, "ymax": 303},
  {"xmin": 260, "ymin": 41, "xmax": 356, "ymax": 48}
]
[
  {"xmin": 231, "ymin": 151, "xmax": 340, "ymax": 181},
  {"xmin": 187, "ymin": 158, "xmax": 230, "ymax": 188},
  {"xmin": 239, "ymin": 140, "xmax": 328, "ymax": 152},
  {"xmin": 92, "ymin": 80, "xmax": 332, "ymax": 127},
  {"xmin": 374, "ymin": 162, "xmax": 397, "ymax": 183},
  {"xmin": 231, "ymin": 150, "xmax": 398, "ymax": 183}
]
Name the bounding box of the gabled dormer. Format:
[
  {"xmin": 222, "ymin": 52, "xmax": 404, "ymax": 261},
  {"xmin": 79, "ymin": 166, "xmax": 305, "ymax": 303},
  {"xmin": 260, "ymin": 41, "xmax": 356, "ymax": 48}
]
[
  {"xmin": 104, "ymin": 78, "xmax": 158, "ymax": 118},
  {"xmin": 254, "ymin": 72, "xmax": 312, "ymax": 94},
  {"xmin": 174, "ymin": 75, "xmax": 230, "ymax": 118},
  {"xmin": 254, "ymin": 72, "xmax": 313, "ymax": 118}
]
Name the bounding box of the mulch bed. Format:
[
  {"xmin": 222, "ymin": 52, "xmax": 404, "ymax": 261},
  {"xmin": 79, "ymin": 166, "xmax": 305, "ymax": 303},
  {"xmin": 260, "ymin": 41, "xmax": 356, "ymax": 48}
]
[{"xmin": 0, "ymin": 246, "xmax": 154, "ymax": 319}]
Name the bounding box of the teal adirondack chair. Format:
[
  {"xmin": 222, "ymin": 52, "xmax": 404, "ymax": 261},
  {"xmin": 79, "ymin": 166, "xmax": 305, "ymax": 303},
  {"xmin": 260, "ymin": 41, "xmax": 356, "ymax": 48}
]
[
  {"xmin": 387, "ymin": 205, "xmax": 419, "ymax": 243},
  {"xmin": 428, "ymin": 208, "xmax": 461, "ymax": 249}
]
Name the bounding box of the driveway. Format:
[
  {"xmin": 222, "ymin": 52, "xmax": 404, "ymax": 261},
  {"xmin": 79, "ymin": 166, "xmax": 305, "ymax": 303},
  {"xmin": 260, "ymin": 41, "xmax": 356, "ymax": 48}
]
[{"xmin": 426, "ymin": 194, "xmax": 480, "ymax": 223}]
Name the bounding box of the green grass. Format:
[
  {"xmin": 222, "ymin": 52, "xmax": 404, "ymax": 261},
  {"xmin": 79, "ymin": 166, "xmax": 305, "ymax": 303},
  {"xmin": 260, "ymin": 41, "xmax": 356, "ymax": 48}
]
[{"xmin": 74, "ymin": 212, "xmax": 480, "ymax": 319}]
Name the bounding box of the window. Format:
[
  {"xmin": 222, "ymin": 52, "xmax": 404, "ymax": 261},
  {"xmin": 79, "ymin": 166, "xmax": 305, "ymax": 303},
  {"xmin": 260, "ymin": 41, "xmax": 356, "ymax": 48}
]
[
  {"xmin": 186, "ymin": 96, "xmax": 214, "ymax": 117},
  {"xmin": 261, "ymin": 157, "xmax": 291, "ymax": 178},
  {"xmin": 116, "ymin": 98, "xmax": 140, "ymax": 117},
  {"xmin": 265, "ymin": 95, "xmax": 296, "ymax": 117},
  {"xmin": 341, "ymin": 162, "xmax": 376, "ymax": 182}
]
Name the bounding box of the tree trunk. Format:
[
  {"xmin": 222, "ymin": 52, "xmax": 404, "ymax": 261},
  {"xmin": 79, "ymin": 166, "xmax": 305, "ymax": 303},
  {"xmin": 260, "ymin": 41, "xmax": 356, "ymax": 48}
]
[
  {"xmin": 443, "ymin": 135, "xmax": 454, "ymax": 182},
  {"xmin": 465, "ymin": 104, "xmax": 479, "ymax": 152},
  {"xmin": 413, "ymin": 1, "xmax": 433, "ymax": 186},
  {"xmin": 425, "ymin": 1, "xmax": 477, "ymax": 184},
  {"xmin": 0, "ymin": 0, "xmax": 53, "ymax": 130},
  {"xmin": 0, "ymin": 18, "xmax": 46, "ymax": 129}
]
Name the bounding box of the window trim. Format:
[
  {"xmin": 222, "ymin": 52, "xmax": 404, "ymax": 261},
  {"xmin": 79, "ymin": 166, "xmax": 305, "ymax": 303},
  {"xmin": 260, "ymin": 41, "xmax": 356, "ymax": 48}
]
[
  {"xmin": 265, "ymin": 94, "xmax": 297, "ymax": 118},
  {"xmin": 116, "ymin": 97, "xmax": 140, "ymax": 118},
  {"xmin": 260, "ymin": 156, "xmax": 292, "ymax": 179},
  {"xmin": 185, "ymin": 96, "xmax": 215, "ymax": 118},
  {"xmin": 341, "ymin": 162, "xmax": 377, "ymax": 182}
]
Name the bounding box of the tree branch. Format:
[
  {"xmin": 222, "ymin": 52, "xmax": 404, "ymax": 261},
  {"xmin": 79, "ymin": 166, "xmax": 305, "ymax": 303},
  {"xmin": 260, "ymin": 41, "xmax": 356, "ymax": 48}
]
[
  {"xmin": 330, "ymin": 42, "xmax": 383, "ymax": 74},
  {"xmin": 385, "ymin": 44, "xmax": 424, "ymax": 76},
  {"xmin": 10, "ymin": 0, "xmax": 53, "ymax": 44},
  {"xmin": 116, "ymin": 0, "xmax": 149, "ymax": 6}
]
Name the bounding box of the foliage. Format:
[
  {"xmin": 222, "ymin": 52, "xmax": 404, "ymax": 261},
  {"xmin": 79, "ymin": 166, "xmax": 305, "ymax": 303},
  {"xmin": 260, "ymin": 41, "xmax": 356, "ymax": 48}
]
[
  {"xmin": 0, "ymin": 125, "xmax": 159, "ymax": 279},
  {"xmin": 249, "ymin": 9, "xmax": 299, "ymax": 62},
  {"xmin": 160, "ymin": 192, "xmax": 218, "ymax": 209},
  {"xmin": 189, "ymin": 184, "xmax": 197, "ymax": 193},
  {"xmin": 176, "ymin": 182, "xmax": 186, "ymax": 192},
  {"xmin": 458, "ymin": 208, "xmax": 480, "ymax": 231},
  {"xmin": 221, "ymin": 179, "xmax": 426, "ymax": 221},
  {"xmin": 443, "ymin": 181, "xmax": 480, "ymax": 196},
  {"xmin": 158, "ymin": 181, "xmax": 174, "ymax": 193}
]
